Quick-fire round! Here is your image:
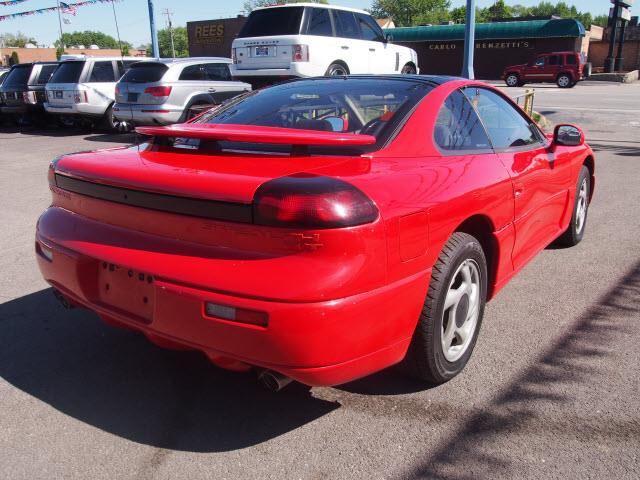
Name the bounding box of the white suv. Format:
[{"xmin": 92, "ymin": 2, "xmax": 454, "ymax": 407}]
[
  {"xmin": 230, "ymin": 3, "xmax": 419, "ymax": 87},
  {"xmin": 44, "ymin": 55, "xmax": 153, "ymax": 130}
]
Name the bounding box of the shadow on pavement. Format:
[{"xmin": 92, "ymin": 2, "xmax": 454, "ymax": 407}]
[
  {"xmin": 587, "ymin": 142, "xmax": 640, "ymax": 157},
  {"xmin": 0, "ymin": 290, "xmax": 339, "ymax": 452},
  {"xmin": 403, "ymin": 260, "xmax": 640, "ymax": 479}
]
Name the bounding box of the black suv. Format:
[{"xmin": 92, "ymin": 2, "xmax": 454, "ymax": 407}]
[{"xmin": 0, "ymin": 62, "xmax": 58, "ymax": 123}]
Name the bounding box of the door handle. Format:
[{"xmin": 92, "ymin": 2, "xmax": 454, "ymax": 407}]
[
  {"xmin": 207, "ymin": 88, "xmax": 216, "ymax": 92},
  {"xmin": 341, "ymin": 46, "xmax": 349, "ymax": 50}
]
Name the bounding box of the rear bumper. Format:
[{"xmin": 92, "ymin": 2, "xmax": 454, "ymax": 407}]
[
  {"xmin": 36, "ymin": 207, "xmax": 429, "ymax": 386},
  {"xmin": 112, "ymin": 103, "xmax": 182, "ymax": 125},
  {"xmin": 44, "ymin": 102, "xmax": 106, "ymax": 118}
]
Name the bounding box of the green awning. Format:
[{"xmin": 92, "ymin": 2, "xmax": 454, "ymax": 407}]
[{"xmin": 385, "ymin": 19, "xmax": 586, "ymax": 42}]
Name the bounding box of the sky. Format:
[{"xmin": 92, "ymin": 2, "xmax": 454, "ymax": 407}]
[{"xmin": 0, "ymin": 0, "xmax": 615, "ymax": 48}]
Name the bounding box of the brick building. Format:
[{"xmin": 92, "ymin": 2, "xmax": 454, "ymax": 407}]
[
  {"xmin": 588, "ymin": 19, "xmax": 640, "ymax": 72},
  {"xmin": 0, "ymin": 48, "xmax": 147, "ymax": 67}
]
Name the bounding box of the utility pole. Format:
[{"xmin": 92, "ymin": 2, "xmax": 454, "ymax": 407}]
[
  {"xmin": 461, "ymin": 0, "xmax": 476, "ymax": 79},
  {"xmin": 148, "ymin": 0, "xmax": 159, "ymax": 58},
  {"xmin": 162, "ymin": 8, "xmax": 176, "ymax": 58},
  {"xmin": 56, "ymin": 0, "xmax": 65, "ymax": 57}
]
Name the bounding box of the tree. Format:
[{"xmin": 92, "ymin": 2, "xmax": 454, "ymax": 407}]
[
  {"xmin": 243, "ymin": 0, "xmax": 327, "ymax": 14},
  {"xmin": 0, "ymin": 32, "xmax": 37, "ymax": 48},
  {"xmin": 486, "ymin": 0, "xmax": 512, "ymax": 21},
  {"xmin": 55, "ymin": 30, "xmax": 132, "ymax": 50},
  {"xmin": 370, "ymin": 0, "xmax": 451, "ymax": 27},
  {"xmin": 592, "ymin": 15, "xmax": 609, "ymax": 28},
  {"xmin": 155, "ymin": 26, "xmax": 188, "ymax": 58}
]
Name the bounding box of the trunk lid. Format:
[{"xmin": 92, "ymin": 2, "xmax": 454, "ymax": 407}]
[
  {"xmin": 53, "ymin": 143, "xmax": 355, "ymax": 205},
  {"xmin": 233, "ymin": 36, "xmax": 298, "ymax": 70}
]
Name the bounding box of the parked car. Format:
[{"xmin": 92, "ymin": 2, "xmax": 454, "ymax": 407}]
[
  {"xmin": 230, "ymin": 3, "xmax": 419, "ymax": 88},
  {"xmin": 44, "ymin": 55, "xmax": 153, "ymax": 130},
  {"xmin": 0, "ymin": 67, "xmax": 9, "ymax": 119},
  {"xmin": 502, "ymin": 51, "xmax": 589, "ymax": 88},
  {"xmin": 0, "ymin": 62, "xmax": 58, "ymax": 124},
  {"xmin": 113, "ymin": 58, "xmax": 251, "ymax": 126},
  {"xmin": 38, "ymin": 76, "xmax": 594, "ymax": 389}
]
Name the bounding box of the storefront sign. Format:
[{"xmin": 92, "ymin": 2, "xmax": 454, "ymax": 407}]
[
  {"xmin": 193, "ymin": 23, "xmax": 225, "ymax": 45},
  {"xmin": 428, "ymin": 41, "xmax": 533, "ymax": 52}
]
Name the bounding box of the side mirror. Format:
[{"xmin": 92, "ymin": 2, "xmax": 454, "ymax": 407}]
[
  {"xmin": 384, "ymin": 34, "xmax": 391, "ymax": 43},
  {"xmin": 325, "ymin": 116, "xmax": 346, "ymax": 132},
  {"xmin": 553, "ymin": 124, "xmax": 584, "ymax": 147}
]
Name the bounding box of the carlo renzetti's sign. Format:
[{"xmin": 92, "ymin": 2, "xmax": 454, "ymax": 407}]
[{"xmin": 429, "ymin": 41, "xmax": 533, "ymax": 51}]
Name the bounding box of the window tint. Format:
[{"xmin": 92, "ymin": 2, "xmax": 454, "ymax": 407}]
[
  {"xmin": 238, "ymin": 6, "xmax": 303, "ymax": 37},
  {"xmin": 334, "ymin": 10, "xmax": 360, "ymax": 39},
  {"xmin": 204, "ymin": 63, "xmax": 231, "ymax": 81},
  {"xmin": 548, "ymin": 55, "xmax": 560, "ymax": 66},
  {"xmin": 356, "ymin": 13, "xmax": 383, "ymax": 42},
  {"xmin": 121, "ymin": 63, "xmax": 168, "ymax": 83},
  {"xmin": 179, "ymin": 64, "xmax": 205, "ymax": 81},
  {"xmin": 565, "ymin": 55, "xmax": 576, "ymax": 65},
  {"xmin": 88, "ymin": 61, "xmax": 115, "ymax": 82},
  {"xmin": 435, "ymin": 90, "xmax": 492, "ymax": 151},
  {"xmin": 3, "ymin": 66, "xmax": 31, "ymax": 87},
  {"xmin": 307, "ymin": 7, "xmax": 333, "ymax": 36},
  {"xmin": 532, "ymin": 57, "xmax": 544, "ymax": 67},
  {"xmin": 49, "ymin": 61, "xmax": 84, "ymax": 83},
  {"xmin": 35, "ymin": 64, "xmax": 57, "ymax": 85},
  {"xmin": 463, "ymin": 87, "xmax": 541, "ymax": 149}
]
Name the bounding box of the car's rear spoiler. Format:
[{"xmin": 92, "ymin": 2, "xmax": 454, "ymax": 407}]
[{"xmin": 135, "ymin": 124, "xmax": 377, "ymax": 146}]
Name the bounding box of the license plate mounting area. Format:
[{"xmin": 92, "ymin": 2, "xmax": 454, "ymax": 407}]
[{"xmin": 97, "ymin": 262, "xmax": 155, "ymax": 323}]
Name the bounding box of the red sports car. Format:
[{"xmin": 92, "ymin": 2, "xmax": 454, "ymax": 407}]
[{"xmin": 36, "ymin": 76, "xmax": 595, "ymax": 389}]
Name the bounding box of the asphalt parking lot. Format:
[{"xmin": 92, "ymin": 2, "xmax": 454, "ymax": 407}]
[{"xmin": 1, "ymin": 81, "xmax": 639, "ymax": 480}]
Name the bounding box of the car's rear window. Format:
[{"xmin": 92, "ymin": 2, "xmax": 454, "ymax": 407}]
[
  {"xmin": 192, "ymin": 78, "xmax": 433, "ymax": 154},
  {"xmin": 237, "ymin": 7, "xmax": 303, "ymax": 37},
  {"xmin": 3, "ymin": 65, "xmax": 32, "ymax": 87},
  {"xmin": 121, "ymin": 63, "xmax": 168, "ymax": 83},
  {"xmin": 49, "ymin": 61, "xmax": 84, "ymax": 83}
]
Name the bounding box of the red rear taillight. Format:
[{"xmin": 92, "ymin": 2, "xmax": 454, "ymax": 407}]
[
  {"xmin": 253, "ymin": 175, "xmax": 378, "ymax": 229},
  {"xmin": 115, "ymin": 85, "xmax": 121, "ymax": 96},
  {"xmin": 22, "ymin": 91, "xmax": 37, "ymax": 104},
  {"xmin": 144, "ymin": 86, "xmax": 172, "ymax": 97},
  {"xmin": 292, "ymin": 44, "xmax": 309, "ymax": 62},
  {"xmin": 231, "ymin": 48, "xmax": 237, "ymax": 64}
]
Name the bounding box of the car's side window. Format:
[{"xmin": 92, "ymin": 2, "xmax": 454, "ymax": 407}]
[
  {"xmin": 180, "ymin": 64, "xmax": 205, "ymax": 81},
  {"xmin": 88, "ymin": 61, "xmax": 116, "ymax": 82},
  {"xmin": 356, "ymin": 13, "xmax": 383, "ymax": 42},
  {"xmin": 533, "ymin": 57, "xmax": 545, "ymax": 67},
  {"xmin": 463, "ymin": 87, "xmax": 542, "ymax": 150},
  {"xmin": 548, "ymin": 55, "xmax": 560, "ymax": 66},
  {"xmin": 333, "ymin": 10, "xmax": 360, "ymax": 39},
  {"xmin": 565, "ymin": 55, "xmax": 577, "ymax": 65},
  {"xmin": 307, "ymin": 7, "xmax": 333, "ymax": 36},
  {"xmin": 434, "ymin": 90, "xmax": 492, "ymax": 152},
  {"xmin": 204, "ymin": 63, "xmax": 231, "ymax": 81},
  {"xmin": 35, "ymin": 65, "xmax": 57, "ymax": 85}
]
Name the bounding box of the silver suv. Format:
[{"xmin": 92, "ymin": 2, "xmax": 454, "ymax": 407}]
[{"xmin": 113, "ymin": 58, "xmax": 251, "ymax": 126}]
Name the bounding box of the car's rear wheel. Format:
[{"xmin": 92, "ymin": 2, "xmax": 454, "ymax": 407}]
[
  {"xmin": 505, "ymin": 73, "xmax": 520, "ymax": 87},
  {"xmin": 557, "ymin": 74, "xmax": 573, "ymax": 88},
  {"xmin": 555, "ymin": 166, "xmax": 591, "ymax": 247},
  {"xmin": 401, "ymin": 63, "xmax": 417, "ymax": 74},
  {"xmin": 325, "ymin": 63, "xmax": 349, "ymax": 76},
  {"xmin": 102, "ymin": 104, "xmax": 131, "ymax": 133},
  {"xmin": 402, "ymin": 232, "xmax": 487, "ymax": 385}
]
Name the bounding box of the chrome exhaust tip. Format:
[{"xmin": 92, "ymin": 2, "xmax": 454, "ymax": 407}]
[{"xmin": 258, "ymin": 370, "xmax": 293, "ymax": 392}]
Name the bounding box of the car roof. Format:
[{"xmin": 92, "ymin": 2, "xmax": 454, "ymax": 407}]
[
  {"xmin": 254, "ymin": 2, "xmax": 368, "ymax": 15},
  {"xmin": 286, "ymin": 74, "xmax": 463, "ymax": 87},
  {"xmin": 59, "ymin": 56, "xmax": 152, "ymax": 62},
  {"xmin": 137, "ymin": 57, "xmax": 232, "ymax": 66}
]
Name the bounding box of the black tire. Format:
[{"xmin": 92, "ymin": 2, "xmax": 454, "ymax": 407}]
[
  {"xmin": 401, "ymin": 63, "xmax": 417, "ymax": 74},
  {"xmin": 325, "ymin": 63, "xmax": 349, "ymax": 76},
  {"xmin": 555, "ymin": 166, "xmax": 591, "ymax": 247},
  {"xmin": 505, "ymin": 73, "xmax": 520, "ymax": 87},
  {"xmin": 102, "ymin": 103, "xmax": 131, "ymax": 132},
  {"xmin": 402, "ymin": 232, "xmax": 487, "ymax": 385},
  {"xmin": 179, "ymin": 102, "xmax": 210, "ymax": 123},
  {"xmin": 557, "ymin": 73, "xmax": 573, "ymax": 88}
]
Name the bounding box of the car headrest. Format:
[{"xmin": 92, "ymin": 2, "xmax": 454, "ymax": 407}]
[{"xmin": 295, "ymin": 118, "xmax": 333, "ymax": 132}]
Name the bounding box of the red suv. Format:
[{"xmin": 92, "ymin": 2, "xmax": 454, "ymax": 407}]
[{"xmin": 503, "ymin": 51, "xmax": 588, "ymax": 88}]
